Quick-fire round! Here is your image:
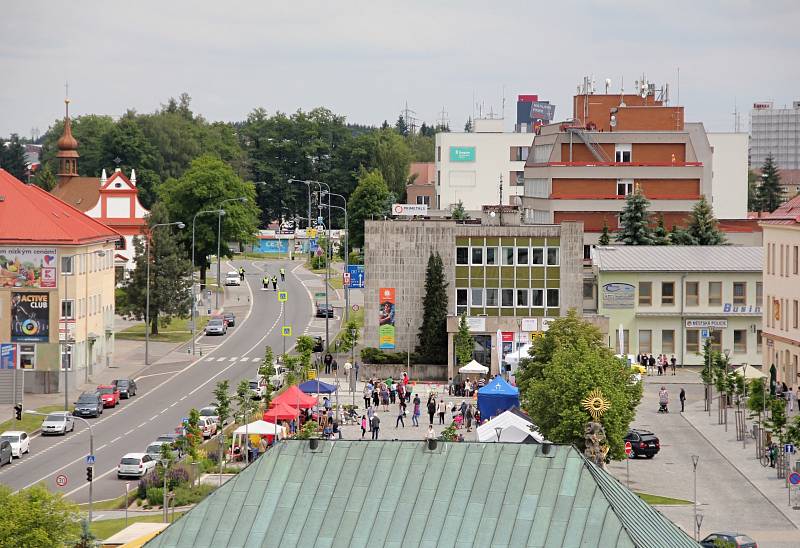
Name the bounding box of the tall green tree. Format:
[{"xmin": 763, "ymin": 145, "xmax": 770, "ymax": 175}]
[
  {"xmin": 234, "ymin": 379, "xmax": 256, "ymax": 425},
  {"xmin": 669, "ymin": 224, "xmax": 695, "ymax": 245},
  {"xmin": 0, "ymin": 134, "xmax": 27, "ymax": 180},
  {"xmin": 213, "ymin": 380, "xmax": 232, "ymax": 427},
  {"xmin": 348, "ymin": 168, "xmax": 392, "ymax": 249},
  {"xmin": 0, "ymin": 484, "xmax": 81, "ymax": 547},
  {"xmin": 416, "ymin": 253, "xmax": 448, "ymax": 364},
  {"xmin": 757, "ymin": 154, "xmax": 785, "ymax": 213},
  {"xmin": 39, "ymin": 114, "xmax": 115, "ymax": 179},
  {"xmin": 31, "ymin": 163, "xmax": 57, "ymax": 191},
  {"xmin": 184, "ymin": 408, "xmax": 202, "ymax": 461},
  {"xmin": 615, "ymin": 187, "xmax": 653, "ymax": 245},
  {"xmin": 101, "ymin": 112, "xmax": 162, "ymax": 206},
  {"xmin": 686, "ymin": 195, "xmax": 726, "ymax": 245},
  {"xmin": 598, "ymin": 219, "xmax": 611, "ymax": 245},
  {"xmin": 120, "ymin": 202, "xmax": 192, "ymax": 335},
  {"xmin": 652, "ymin": 213, "xmax": 671, "ymax": 245},
  {"xmin": 395, "ymin": 115, "xmax": 409, "ymax": 137},
  {"xmin": 259, "ymin": 346, "xmax": 276, "ymax": 408},
  {"xmin": 372, "ymin": 128, "xmax": 412, "ymax": 199},
  {"xmin": 451, "ymin": 200, "xmax": 469, "ymax": 220},
  {"xmin": 454, "ymin": 314, "xmax": 475, "ymax": 366}
]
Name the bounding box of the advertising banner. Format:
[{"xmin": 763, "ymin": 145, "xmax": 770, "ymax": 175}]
[
  {"xmin": 602, "ymin": 283, "xmax": 635, "ymax": 309},
  {"xmin": 346, "ymin": 265, "xmax": 365, "ymax": 288},
  {"xmin": 378, "ymin": 287, "xmax": 396, "ymax": 349},
  {"xmin": 392, "ymin": 204, "xmax": 428, "ymax": 216},
  {"xmin": 449, "ymin": 146, "xmax": 476, "ymax": 162},
  {"xmin": 11, "ymin": 292, "xmax": 50, "ymax": 342},
  {"xmin": 0, "ymin": 247, "xmax": 58, "ymax": 289},
  {"xmin": 0, "ymin": 344, "xmax": 17, "ymax": 369}
]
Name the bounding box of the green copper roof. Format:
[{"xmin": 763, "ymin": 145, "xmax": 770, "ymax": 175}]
[{"xmin": 145, "ymin": 440, "xmax": 697, "ymax": 548}]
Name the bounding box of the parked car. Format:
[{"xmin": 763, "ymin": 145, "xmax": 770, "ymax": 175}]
[
  {"xmin": 198, "ymin": 416, "xmax": 218, "ymax": 439},
  {"xmin": 41, "ymin": 412, "xmax": 75, "ymax": 435},
  {"xmin": 249, "ymin": 379, "xmax": 265, "ymax": 400},
  {"xmin": 73, "ymin": 393, "xmax": 104, "ymax": 418},
  {"xmin": 700, "ymin": 532, "xmax": 757, "ymax": 548},
  {"xmin": 0, "ymin": 440, "xmax": 12, "ymax": 467},
  {"xmin": 145, "ymin": 441, "xmax": 166, "ymax": 460},
  {"xmin": 96, "ymin": 385, "xmax": 121, "ymax": 408},
  {"xmin": 204, "ymin": 318, "xmax": 227, "ymax": 336},
  {"xmin": 315, "ymin": 303, "xmax": 334, "ymax": 318},
  {"xmin": 269, "ymin": 366, "xmax": 287, "ymax": 390},
  {"xmin": 0, "ymin": 431, "xmax": 30, "ymax": 458},
  {"xmin": 155, "ymin": 433, "xmax": 184, "ymax": 457},
  {"xmin": 224, "ymin": 271, "xmax": 241, "ymax": 286},
  {"xmin": 199, "ymin": 406, "xmax": 224, "ymax": 426},
  {"xmin": 312, "ymin": 336, "xmax": 324, "ymax": 353},
  {"xmin": 117, "ymin": 452, "xmax": 157, "ymax": 478},
  {"xmin": 112, "ymin": 378, "xmax": 137, "ymax": 398},
  {"xmin": 223, "ymin": 312, "xmax": 236, "ymax": 327},
  {"xmin": 624, "ymin": 429, "xmax": 660, "ymax": 458}
]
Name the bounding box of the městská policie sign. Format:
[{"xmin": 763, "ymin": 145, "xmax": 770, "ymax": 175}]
[{"xmin": 685, "ymin": 319, "xmax": 728, "ymax": 329}]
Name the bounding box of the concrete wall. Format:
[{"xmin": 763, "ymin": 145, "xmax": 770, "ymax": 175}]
[{"xmin": 708, "ymin": 132, "xmax": 749, "ymax": 219}]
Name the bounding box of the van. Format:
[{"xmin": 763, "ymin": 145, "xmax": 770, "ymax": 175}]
[{"xmin": 0, "ymin": 440, "xmax": 11, "ymax": 467}]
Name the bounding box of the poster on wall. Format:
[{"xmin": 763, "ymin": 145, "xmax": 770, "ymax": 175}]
[
  {"xmin": 378, "ymin": 287, "xmax": 396, "ymax": 349},
  {"xmin": 602, "ymin": 283, "xmax": 635, "ymax": 309},
  {"xmin": 0, "ymin": 344, "xmax": 17, "ymax": 369},
  {"xmin": 0, "ymin": 247, "xmax": 58, "ymax": 288},
  {"xmin": 11, "ymin": 292, "xmax": 50, "ymax": 342}
]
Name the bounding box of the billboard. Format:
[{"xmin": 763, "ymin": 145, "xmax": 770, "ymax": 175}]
[
  {"xmin": 392, "ymin": 204, "xmax": 428, "ymax": 216},
  {"xmin": 0, "ymin": 344, "xmax": 17, "ymax": 369},
  {"xmin": 449, "ymin": 146, "xmax": 476, "ymax": 162},
  {"xmin": 0, "ymin": 247, "xmax": 58, "ymax": 289},
  {"xmin": 11, "ymin": 292, "xmax": 50, "ymax": 342},
  {"xmin": 378, "ymin": 287, "xmax": 396, "ymax": 349},
  {"xmin": 602, "ymin": 283, "xmax": 635, "ymax": 309},
  {"xmin": 346, "ymin": 265, "xmax": 365, "ymax": 288}
]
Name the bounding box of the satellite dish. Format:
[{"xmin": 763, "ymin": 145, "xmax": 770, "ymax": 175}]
[
  {"xmin": 489, "ymin": 211, "xmax": 497, "ymax": 218},
  {"xmin": 610, "ymin": 115, "xmax": 617, "ymax": 128}
]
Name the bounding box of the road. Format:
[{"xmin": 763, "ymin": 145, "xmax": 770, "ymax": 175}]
[{"xmin": 0, "ymin": 259, "xmax": 324, "ymax": 504}]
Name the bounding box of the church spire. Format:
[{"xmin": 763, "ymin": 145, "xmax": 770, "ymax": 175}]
[{"xmin": 56, "ymin": 97, "xmax": 79, "ymax": 178}]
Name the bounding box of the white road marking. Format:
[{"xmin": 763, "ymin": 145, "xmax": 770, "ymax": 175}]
[
  {"xmin": 124, "ymin": 429, "xmax": 134, "ymax": 436},
  {"xmin": 216, "ymin": 357, "xmax": 226, "ymax": 362},
  {"xmin": 228, "ymin": 357, "xmax": 237, "ymax": 362},
  {"xmin": 149, "ymin": 415, "xmax": 159, "ymax": 421},
  {"xmin": 138, "ymin": 422, "xmax": 147, "ymax": 428},
  {"xmin": 179, "ymin": 396, "xmax": 187, "ymax": 401},
  {"xmin": 251, "ymin": 357, "xmax": 260, "ymax": 362},
  {"xmin": 110, "ymin": 436, "xmax": 121, "ymax": 443},
  {"xmin": 135, "ymin": 371, "xmax": 184, "ymax": 380}
]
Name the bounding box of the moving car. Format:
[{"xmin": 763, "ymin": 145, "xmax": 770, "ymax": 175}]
[
  {"xmin": 315, "ymin": 303, "xmax": 334, "ymax": 318},
  {"xmin": 0, "ymin": 431, "xmax": 30, "ymax": 458},
  {"xmin": 700, "ymin": 532, "xmax": 757, "ymax": 548},
  {"xmin": 223, "ymin": 312, "xmax": 236, "ymax": 327},
  {"xmin": 96, "ymin": 384, "xmax": 121, "ymax": 408},
  {"xmin": 73, "ymin": 393, "xmax": 104, "ymax": 418},
  {"xmin": 198, "ymin": 416, "xmax": 218, "ymax": 439},
  {"xmin": 0, "ymin": 440, "xmax": 11, "ymax": 467},
  {"xmin": 117, "ymin": 453, "xmax": 157, "ymax": 478},
  {"xmin": 41, "ymin": 412, "xmax": 75, "ymax": 435},
  {"xmin": 204, "ymin": 318, "xmax": 227, "ymax": 336},
  {"xmin": 224, "ymin": 271, "xmax": 241, "ymax": 286},
  {"xmin": 112, "ymin": 378, "xmax": 137, "ymax": 398},
  {"xmin": 624, "ymin": 429, "xmax": 660, "ymax": 458}
]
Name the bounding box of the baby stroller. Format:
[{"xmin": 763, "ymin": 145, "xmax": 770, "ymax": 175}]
[{"xmin": 658, "ymin": 387, "xmax": 669, "ymax": 413}]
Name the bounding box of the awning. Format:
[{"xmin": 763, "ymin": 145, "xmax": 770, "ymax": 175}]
[
  {"xmin": 458, "ymin": 360, "xmax": 489, "ymax": 374},
  {"xmin": 263, "ymin": 402, "xmax": 300, "ymax": 423},
  {"xmin": 298, "ymin": 379, "xmax": 337, "ymax": 394}
]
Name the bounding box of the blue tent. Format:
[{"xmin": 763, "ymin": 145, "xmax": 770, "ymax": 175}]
[
  {"xmin": 477, "ymin": 375, "xmax": 520, "ymax": 420},
  {"xmin": 298, "ymin": 379, "xmax": 337, "ymax": 394}
]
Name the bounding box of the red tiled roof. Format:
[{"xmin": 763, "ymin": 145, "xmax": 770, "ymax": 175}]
[
  {"xmin": 760, "ymin": 195, "xmax": 800, "ymax": 226},
  {"xmin": 0, "ymin": 169, "xmax": 122, "ymax": 246}
]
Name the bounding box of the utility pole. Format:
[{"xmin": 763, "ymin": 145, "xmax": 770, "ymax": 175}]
[
  {"xmin": 691, "ymin": 455, "xmax": 700, "ymax": 541},
  {"xmin": 499, "ymin": 174, "xmax": 504, "ymax": 226}
]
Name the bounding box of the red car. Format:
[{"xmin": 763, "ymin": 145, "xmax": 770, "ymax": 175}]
[{"xmin": 96, "ymin": 385, "xmax": 120, "ymax": 408}]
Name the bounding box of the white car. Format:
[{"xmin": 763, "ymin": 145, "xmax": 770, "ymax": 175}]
[
  {"xmin": 200, "ymin": 406, "xmax": 225, "ymax": 426},
  {"xmin": 0, "ymin": 431, "xmax": 30, "ymax": 458},
  {"xmin": 41, "ymin": 412, "xmax": 75, "ymax": 435},
  {"xmin": 198, "ymin": 416, "xmax": 218, "ymax": 439},
  {"xmin": 224, "ymin": 271, "xmax": 241, "ymax": 286},
  {"xmin": 118, "ymin": 452, "xmax": 157, "ymax": 478}
]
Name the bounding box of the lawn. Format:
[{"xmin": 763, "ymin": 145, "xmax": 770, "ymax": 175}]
[
  {"xmin": 90, "ymin": 512, "xmax": 184, "ymax": 540},
  {"xmin": 636, "ymin": 492, "xmax": 692, "ymax": 505},
  {"xmin": 116, "ymin": 317, "xmax": 209, "ymax": 343},
  {"xmin": 0, "ymin": 404, "xmax": 71, "ymax": 434},
  {"xmin": 78, "ymin": 492, "xmax": 135, "ymax": 511}
]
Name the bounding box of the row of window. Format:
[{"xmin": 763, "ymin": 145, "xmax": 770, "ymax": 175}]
[
  {"xmin": 637, "ymin": 281, "xmax": 762, "ymax": 307},
  {"xmin": 456, "ymin": 287, "xmax": 559, "ymax": 312},
  {"xmin": 60, "ymin": 252, "xmax": 113, "ymax": 275},
  {"xmin": 60, "ymin": 296, "xmax": 109, "ymax": 319},
  {"xmin": 616, "ymin": 328, "xmax": 762, "ymax": 355},
  {"xmin": 767, "ymin": 243, "xmax": 799, "ymax": 277},
  {"xmin": 10, "ymin": 344, "xmax": 75, "ymax": 371},
  {"xmin": 456, "ymin": 246, "xmax": 559, "ymax": 267},
  {"xmin": 766, "ymin": 296, "xmax": 800, "ymax": 331}
]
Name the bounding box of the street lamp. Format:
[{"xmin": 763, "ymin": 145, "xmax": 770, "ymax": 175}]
[
  {"xmin": 160, "ymin": 458, "xmax": 170, "ymax": 523},
  {"xmin": 145, "ymin": 222, "xmax": 185, "ymax": 365},
  {"xmin": 191, "ymin": 209, "xmax": 225, "ymax": 355},
  {"xmin": 289, "ymin": 179, "xmax": 313, "ymax": 259},
  {"xmin": 327, "ymin": 199, "xmax": 349, "ymax": 321},
  {"xmin": 741, "ymin": 362, "xmax": 748, "ymax": 449},
  {"xmin": 215, "ymin": 197, "xmax": 248, "ymax": 310},
  {"xmin": 691, "ymin": 454, "xmax": 700, "ymax": 541}
]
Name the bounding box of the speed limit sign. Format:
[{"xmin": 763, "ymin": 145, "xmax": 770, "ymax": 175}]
[{"xmin": 55, "ymin": 474, "xmax": 68, "ymax": 487}]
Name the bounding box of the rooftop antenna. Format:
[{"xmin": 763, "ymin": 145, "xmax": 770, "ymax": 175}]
[
  {"xmin": 676, "ymin": 66, "xmax": 680, "ymax": 105},
  {"xmin": 605, "ymin": 78, "xmax": 611, "ymax": 94},
  {"xmin": 501, "ymin": 85, "xmax": 506, "ymax": 119},
  {"xmin": 437, "ymin": 106, "xmax": 449, "ymax": 130},
  {"xmin": 732, "ymin": 99, "xmax": 741, "ymax": 132},
  {"xmin": 620, "ymin": 77, "xmax": 626, "ymax": 107}
]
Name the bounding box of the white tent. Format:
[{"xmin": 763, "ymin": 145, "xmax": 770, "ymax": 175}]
[
  {"xmin": 733, "ymin": 365, "xmax": 767, "ymax": 380},
  {"xmin": 504, "ymin": 344, "xmax": 532, "ymax": 368},
  {"xmin": 459, "ymin": 360, "xmax": 489, "ymax": 375},
  {"xmin": 477, "ymin": 408, "xmax": 545, "ymax": 443},
  {"xmin": 233, "ymin": 420, "xmax": 285, "ymax": 438}
]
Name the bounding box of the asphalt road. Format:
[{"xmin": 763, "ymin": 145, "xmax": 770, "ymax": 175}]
[{"xmin": 0, "ymin": 259, "xmax": 320, "ymax": 504}]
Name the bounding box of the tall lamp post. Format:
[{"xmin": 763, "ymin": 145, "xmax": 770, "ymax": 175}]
[
  {"xmin": 289, "ymin": 179, "xmax": 313, "ymax": 259},
  {"xmin": 190, "ymin": 208, "xmax": 228, "ymax": 355},
  {"xmin": 215, "ymin": 197, "xmax": 248, "ymax": 310},
  {"xmin": 145, "ymin": 222, "xmax": 185, "ymax": 365},
  {"xmin": 723, "ymin": 348, "xmax": 731, "ymax": 431},
  {"xmin": 691, "ymin": 454, "xmax": 700, "ymax": 541},
  {"xmin": 326, "ymin": 198, "xmax": 349, "ymax": 321}
]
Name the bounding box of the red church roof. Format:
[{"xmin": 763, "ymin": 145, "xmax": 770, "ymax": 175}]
[{"xmin": 0, "ymin": 169, "xmax": 122, "ymax": 246}]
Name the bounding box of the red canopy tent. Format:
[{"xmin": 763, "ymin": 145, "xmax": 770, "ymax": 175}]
[
  {"xmin": 271, "ymin": 385, "xmax": 316, "ymax": 409},
  {"xmin": 263, "ymin": 402, "xmax": 301, "ymax": 423}
]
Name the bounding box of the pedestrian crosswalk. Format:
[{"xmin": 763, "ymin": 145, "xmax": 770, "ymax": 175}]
[{"xmin": 204, "ymin": 355, "xmax": 261, "ymax": 363}]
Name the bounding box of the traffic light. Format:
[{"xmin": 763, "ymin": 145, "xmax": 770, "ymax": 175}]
[
  {"xmin": 13, "ymin": 404, "xmax": 22, "ymax": 421},
  {"xmin": 86, "ymin": 466, "xmax": 93, "ymax": 482}
]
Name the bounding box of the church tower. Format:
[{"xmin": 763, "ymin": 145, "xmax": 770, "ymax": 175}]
[{"xmin": 56, "ymin": 98, "xmax": 79, "ymax": 182}]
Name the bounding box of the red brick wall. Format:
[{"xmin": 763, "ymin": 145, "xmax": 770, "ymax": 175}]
[{"xmin": 632, "ymin": 143, "xmax": 686, "ymax": 163}]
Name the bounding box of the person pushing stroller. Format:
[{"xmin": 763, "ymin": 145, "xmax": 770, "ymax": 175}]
[{"xmin": 658, "ymin": 386, "xmax": 669, "ymax": 413}]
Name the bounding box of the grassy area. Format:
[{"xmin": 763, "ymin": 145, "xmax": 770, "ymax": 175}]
[
  {"xmin": 116, "ymin": 317, "xmax": 209, "ymax": 343},
  {"xmin": 78, "ymin": 492, "xmax": 134, "ymax": 511},
  {"xmin": 327, "ymin": 277, "xmax": 344, "ymax": 289},
  {"xmin": 637, "ymin": 492, "xmax": 692, "ymax": 505},
  {"xmin": 330, "ymin": 308, "xmax": 365, "ymax": 350},
  {"xmin": 0, "ymin": 404, "xmax": 70, "ymax": 434},
  {"xmin": 90, "ymin": 512, "xmax": 185, "ymax": 540}
]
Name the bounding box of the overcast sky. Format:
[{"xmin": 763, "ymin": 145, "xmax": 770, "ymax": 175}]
[{"xmin": 2, "ymin": 1, "xmax": 798, "ymax": 139}]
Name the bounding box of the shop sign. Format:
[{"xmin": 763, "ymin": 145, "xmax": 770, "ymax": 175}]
[
  {"xmin": 602, "ymin": 283, "xmax": 635, "ymax": 309},
  {"xmin": 392, "ymin": 204, "xmax": 428, "ymax": 216},
  {"xmin": 723, "ymin": 303, "xmax": 761, "ymax": 314},
  {"xmin": 0, "ymin": 344, "xmax": 17, "ymax": 369},
  {"xmin": 449, "ymin": 146, "xmax": 476, "ymax": 162},
  {"xmin": 466, "ymin": 317, "xmax": 486, "ymax": 332},
  {"xmin": 541, "ymin": 318, "xmax": 555, "ymax": 331},
  {"xmin": 11, "ymin": 292, "xmax": 50, "ymax": 342},
  {"xmin": 521, "ymin": 318, "xmax": 538, "ymax": 332},
  {"xmin": 685, "ymin": 319, "xmax": 728, "ymax": 329},
  {"xmin": 0, "ymin": 247, "xmax": 58, "ymax": 289}
]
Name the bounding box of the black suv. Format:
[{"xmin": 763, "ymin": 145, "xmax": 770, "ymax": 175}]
[
  {"xmin": 73, "ymin": 393, "xmax": 104, "ymax": 418},
  {"xmin": 624, "ymin": 429, "xmax": 660, "ymax": 458},
  {"xmin": 112, "ymin": 379, "xmax": 137, "ymax": 399}
]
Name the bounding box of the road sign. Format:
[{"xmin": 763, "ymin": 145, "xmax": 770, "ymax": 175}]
[
  {"xmin": 790, "ymin": 472, "xmax": 800, "ymax": 486},
  {"xmin": 701, "ymin": 329, "xmax": 709, "ymax": 339},
  {"xmin": 281, "ymin": 326, "xmax": 292, "ymax": 337},
  {"xmin": 352, "ymin": 304, "xmax": 360, "ymax": 312},
  {"xmin": 307, "ymin": 228, "xmax": 317, "ymax": 239},
  {"xmin": 346, "ymin": 265, "xmax": 365, "ymax": 288},
  {"xmin": 785, "ymin": 443, "xmax": 796, "ymax": 454},
  {"xmin": 624, "ymin": 441, "xmax": 633, "ymax": 458},
  {"xmin": 278, "ymin": 291, "xmax": 288, "ymax": 302},
  {"xmin": 85, "ymin": 455, "xmax": 95, "ymax": 465},
  {"xmin": 315, "ymin": 247, "xmax": 324, "ymax": 257},
  {"xmin": 55, "ymin": 474, "xmax": 68, "ymax": 487}
]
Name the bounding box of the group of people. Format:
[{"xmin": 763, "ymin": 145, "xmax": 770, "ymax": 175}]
[
  {"xmin": 447, "ymin": 376, "xmax": 485, "ymax": 397},
  {"xmin": 362, "ymin": 373, "xmax": 412, "ymax": 412},
  {"xmin": 776, "ymin": 382, "xmax": 797, "ymax": 413},
  {"xmin": 261, "ymin": 268, "xmax": 286, "ymax": 290},
  {"xmin": 637, "ymin": 353, "xmax": 677, "ymax": 376}
]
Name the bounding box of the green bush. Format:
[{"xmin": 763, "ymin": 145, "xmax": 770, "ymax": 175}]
[
  {"xmin": 146, "ymin": 487, "xmax": 164, "ymax": 507},
  {"xmin": 348, "ymin": 251, "xmax": 363, "ymax": 265},
  {"xmin": 172, "ymin": 484, "xmax": 216, "ymax": 507},
  {"xmin": 360, "ymin": 347, "xmax": 419, "ymax": 365}
]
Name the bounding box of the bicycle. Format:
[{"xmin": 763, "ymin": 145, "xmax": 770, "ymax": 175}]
[{"xmin": 760, "ymin": 446, "xmax": 773, "ymax": 467}]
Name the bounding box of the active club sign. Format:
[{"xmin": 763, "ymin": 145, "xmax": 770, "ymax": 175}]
[
  {"xmin": 378, "ymin": 287, "xmax": 396, "ymax": 349},
  {"xmin": 11, "ymin": 292, "xmax": 50, "ymax": 342}
]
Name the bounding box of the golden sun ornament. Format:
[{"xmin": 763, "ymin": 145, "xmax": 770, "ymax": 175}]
[{"xmin": 581, "ymin": 389, "xmax": 611, "ymax": 421}]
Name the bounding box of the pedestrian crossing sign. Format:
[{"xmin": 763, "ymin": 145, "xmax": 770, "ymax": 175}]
[
  {"xmin": 281, "ymin": 326, "xmax": 292, "ymax": 337},
  {"xmin": 278, "ymin": 291, "xmax": 288, "ymax": 302}
]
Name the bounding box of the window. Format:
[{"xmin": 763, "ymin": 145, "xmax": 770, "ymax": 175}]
[
  {"xmin": 456, "ymin": 247, "xmax": 468, "ymax": 265},
  {"xmin": 583, "ymin": 282, "xmax": 594, "ymax": 299},
  {"xmin": 686, "ymin": 330, "xmax": 700, "ymax": 354},
  {"xmin": 456, "ymin": 289, "xmax": 468, "ymax": 315},
  {"xmin": 733, "ymin": 282, "xmax": 747, "ymax": 305},
  {"xmin": 583, "ymin": 245, "xmax": 592, "ymax": 260},
  {"xmin": 416, "ymin": 195, "xmax": 430, "ymax": 205},
  {"xmin": 639, "ymin": 282, "xmax": 652, "ymax": 306},
  {"xmin": 471, "ymin": 288, "xmax": 484, "ymax": 307},
  {"xmin": 794, "ymin": 300, "xmax": 799, "ymax": 329},
  {"xmin": 780, "ymin": 244, "xmax": 785, "ymax": 276},
  {"xmin": 19, "ymin": 345, "xmax": 35, "ymax": 370},
  {"xmin": 615, "ymin": 144, "xmax": 632, "ymax": 163},
  {"xmin": 531, "ymin": 247, "xmax": 544, "ymax": 265},
  {"xmin": 485, "ymin": 288, "xmax": 498, "ymax": 307},
  {"xmin": 547, "ymin": 248, "xmax": 559, "ymax": 266},
  {"xmin": 502, "ymin": 247, "xmax": 515, "ymax": 265},
  {"xmin": 767, "ymin": 244, "xmax": 771, "ymax": 275},
  {"xmin": 517, "ymin": 289, "xmax": 529, "ymax": 307},
  {"xmin": 794, "ymin": 246, "xmax": 799, "ymax": 275},
  {"xmin": 115, "ymin": 238, "xmax": 126, "ymax": 250},
  {"xmin": 771, "ymin": 243, "xmax": 776, "ymax": 275},
  {"xmin": 710, "ymin": 330, "xmax": 722, "ymax": 353},
  {"xmin": 471, "ymin": 247, "xmax": 483, "ymax": 265},
  {"xmin": 685, "ymin": 281, "xmax": 699, "ymax": 306},
  {"xmin": 61, "ymin": 300, "xmax": 74, "ymax": 319},
  {"xmin": 61, "ymin": 344, "xmax": 73, "ymax": 371},
  {"xmin": 708, "ymin": 282, "xmax": 722, "ymax": 306},
  {"xmin": 616, "ymin": 180, "xmax": 634, "ymax": 196},
  {"xmin": 61, "ymin": 256, "xmax": 73, "ymax": 275},
  {"xmin": 615, "ymin": 329, "xmax": 630, "ymax": 354},
  {"xmin": 486, "ymin": 247, "xmax": 498, "ymax": 265},
  {"xmin": 734, "ymin": 330, "xmax": 747, "ymax": 354},
  {"xmin": 757, "ymin": 330, "xmax": 763, "ymax": 353},
  {"xmin": 513, "ymin": 171, "xmax": 525, "ymax": 185},
  {"xmin": 517, "ymin": 247, "xmax": 529, "ymax": 265},
  {"xmin": 639, "ymin": 330, "xmax": 652, "ymax": 354},
  {"xmin": 546, "ymin": 288, "xmax": 560, "ymax": 308},
  {"xmin": 437, "ymin": 147, "xmax": 441, "ymax": 161},
  {"xmin": 531, "ymin": 289, "xmax": 544, "ymax": 307},
  {"xmin": 662, "ymin": 330, "xmax": 675, "ymax": 354},
  {"xmin": 501, "ymin": 289, "xmax": 515, "ymax": 307},
  {"xmin": 756, "ymin": 282, "xmax": 763, "ymax": 307},
  {"xmin": 661, "ymin": 282, "xmax": 675, "ymax": 305}
]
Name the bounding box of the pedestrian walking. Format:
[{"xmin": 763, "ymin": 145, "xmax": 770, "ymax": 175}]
[
  {"xmin": 679, "ymin": 387, "xmax": 686, "ymax": 412},
  {"xmin": 670, "ymin": 354, "xmax": 677, "ymax": 374},
  {"xmin": 363, "ymin": 384, "xmax": 372, "ymax": 410},
  {"xmin": 448, "ymin": 377, "xmax": 454, "ymax": 396},
  {"xmin": 372, "ymin": 386, "xmax": 379, "ymax": 408},
  {"xmin": 367, "ymin": 404, "xmax": 375, "ymax": 423},
  {"xmin": 389, "ymin": 382, "xmax": 397, "ymax": 404},
  {"xmin": 648, "ymin": 354, "xmax": 656, "ymax": 376},
  {"xmin": 280, "ymin": 267, "xmax": 285, "ymax": 282},
  {"xmin": 271, "ymin": 275, "xmax": 278, "ymax": 291},
  {"xmin": 427, "ymin": 397, "xmax": 436, "ymax": 426},
  {"xmin": 460, "ymin": 400, "xmax": 467, "ymax": 421},
  {"xmin": 360, "ymin": 415, "xmax": 367, "ymax": 439},
  {"xmin": 437, "ymin": 399, "xmax": 446, "ymax": 425},
  {"xmin": 412, "ymin": 395, "xmax": 421, "ymax": 427},
  {"xmin": 239, "ymin": 267, "xmax": 245, "ymax": 281},
  {"xmin": 370, "ymin": 415, "xmax": 380, "ymax": 439},
  {"xmin": 354, "ymin": 361, "xmax": 360, "ymax": 382},
  {"xmin": 324, "ymin": 352, "xmax": 333, "ymax": 375},
  {"xmin": 465, "ymin": 404, "xmax": 474, "ymax": 432},
  {"xmin": 657, "ymin": 355, "xmax": 663, "ymax": 376},
  {"xmin": 380, "ymin": 384, "xmax": 390, "ymax": 412}
]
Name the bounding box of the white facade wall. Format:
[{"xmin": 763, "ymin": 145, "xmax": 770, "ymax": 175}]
[{"xmin": 708, "ymin": 132, "xmax": 748, "ymax": 219}]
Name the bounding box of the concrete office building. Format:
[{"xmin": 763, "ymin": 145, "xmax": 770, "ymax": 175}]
[
  {"xmin": 592, "ymin": 246, "xmax": 763, "ymax": 367},
  {"xmin": 750, "ymin": 101, "xmax": 800, "ymax": 192},
  {"xmin": 363, "ymin": 215, "xmax": 584, "ymax": 377}
]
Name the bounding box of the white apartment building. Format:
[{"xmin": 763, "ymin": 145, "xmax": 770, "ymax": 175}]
[
  {"xmin": 761, "ymin": 195, "xmax": 800, "ymax": 389},
  {"xmin": 435, "ymin": 118, "xmax": 534, "ymax": 212},
  {"xmin": 593, "ymin": 246, "xmax": 763, "ymax": 367}
]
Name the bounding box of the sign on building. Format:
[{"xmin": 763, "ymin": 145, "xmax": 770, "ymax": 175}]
[
  {"xmin": 0, "ymin": 247, "xmax": 58, "ymax": 289},
  {"xmin": 449, "ymin": 146, "xmax": 476, "ymax": 162},
  {"xmin": 392, "ymin": 204, "xmax": 428, "ymax": 216},
  {"xmin": 521, "ymin": 318, "xmax": 538, "ymax": 332},
  {"xmin": 378, "ymin": 288, "xmax": 396, "ymax": 349},
  {"xmin": 685, "ymin": 319, "xmax": 728, "ymax": 329},
  {"xmin": 10, "ymin": 292, "xmax": 50, "ymax": 342},
  {"xmin": 0, "ymin": 344, "xmax": 17, "ymax": 369},
  {"xmin": 602, "ymin": 283, "xmax": 635, "ymax": 309},
  {"xmin": 466, "ymin": 317, "xmax": 486, "ymax": 332}
]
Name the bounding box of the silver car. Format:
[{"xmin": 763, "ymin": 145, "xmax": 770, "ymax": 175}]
[
  {"xmin": 41, "ymin": 412, "xmax": 75, "ymax": 435},
  {"xmin": 204, "ymin": 318, "xmax": 227, "ymax": 336}
]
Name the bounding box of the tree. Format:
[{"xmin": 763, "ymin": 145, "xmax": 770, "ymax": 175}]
[
  {"xmin": 416, "ymin": 252, "xmax": 448, "ymax": 364},
  {"xmin": 757, "ymin": 154, "xmax": 785, "ymax": 213},
  {"xmin": 0, "ymin": 134, "xmax": 27, "ymax": 180},
  {"xmin": 652, "ymin": 214, "xmax": 670, "ymax": 245},
  {"xmin": 158, "ymin": 155, "xmax": 260, "ymax": 286},
  {"xmin": 184, "ymin": 408, "xmax": 202, "ymax": 461},
  {"xmin": 0, "ymin": 484, "xmax": 81, "ymax": 548},
  {"xmin": 372, "ymin": 128, "xmax": 412, "ymax": 199},
  {"xmin": 338, "ymin": 319, "xmax": 360, "ymax": 355},
  {"xmin": 686, "ymin": 196, "xmax": 726, "ymax": 245},
  {"xmin": 234, "ymin": 379, "xmax": 256, "ymax": 425},
  {"xmin": 31, "ymin": 163, "xmax": 56, "ymax": 191},
  {"xmin": 615, "ymin": 187, "xmax": 653, "ymax": 245},
  {"xmin": 670, "ymin": 224, "xmax": 695, "ymax": 245},
  {"xmin": 598, "ymin": 220, "xmax": 611, "ymax": 246},
  {"xmin": 212, "ymin": 379, "xmax": 232, "ymax": 428},
  {"xmin": 522, "ymin": 339, "xmax": 642, "ymax": 460},
  {"xmin": 119, "ymin": 202, "xmax": 192, "ymax": 335},
  {"xmin": 395, "ymin": 115, "xmax": 409, "ymax": 137},
  {"xmin": 74, "ymin": 516, "xmax": 97, "ymax": 548},
  {"xmin": 451, "ymin": 200, "xmax": 469, "ymax": 220},
  {"xmin": 464, "ymin": 117, "xmax": 473, "ymax": 132},
  {"xmin": 747, "ymin": 170, "xmax": 761, "ymax": 212},
  {"xmin": 454, "ymin": 314, "xmax": 475, "ymax": 366},
  {"xmin": 348, "ymin": 168, "xmax": 392, "ymax": 249},
  {"xmin": 259, "ymin": 346, "xmax": 275, "ymax": 408}
]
